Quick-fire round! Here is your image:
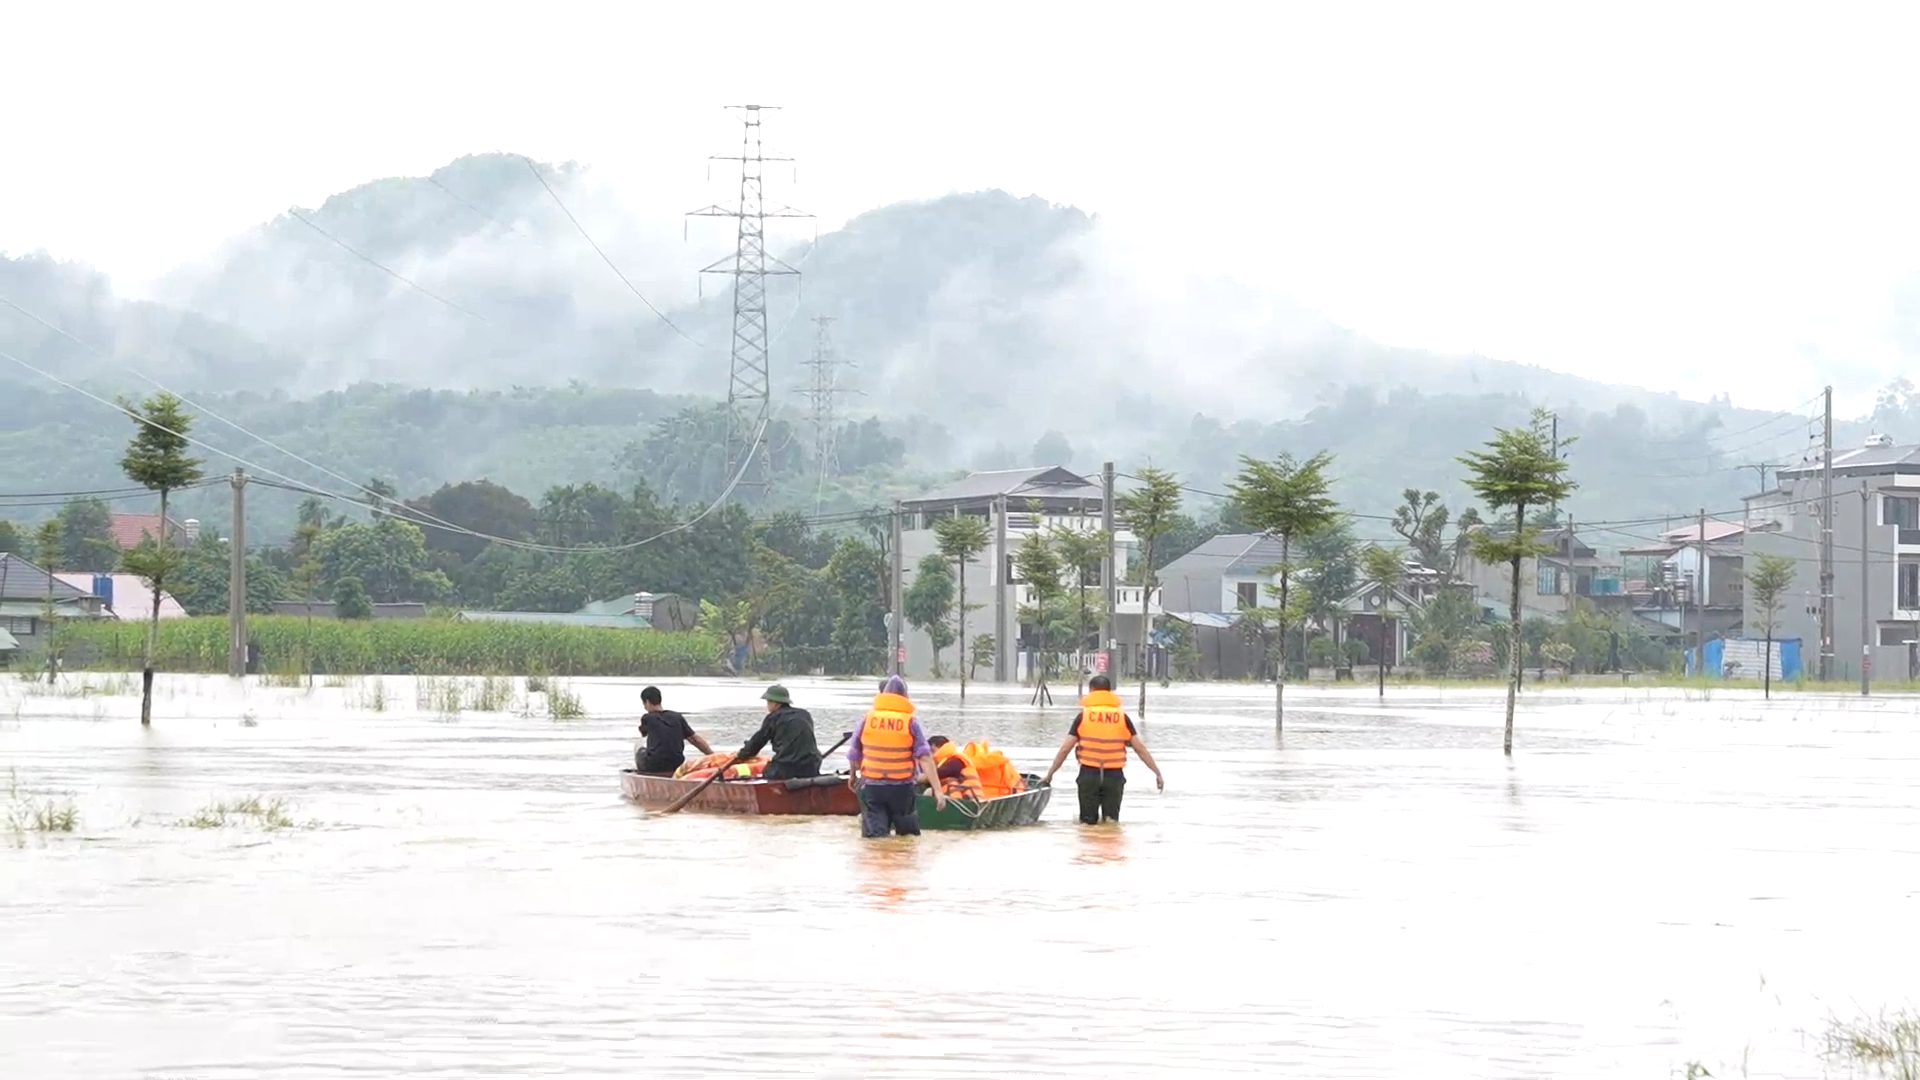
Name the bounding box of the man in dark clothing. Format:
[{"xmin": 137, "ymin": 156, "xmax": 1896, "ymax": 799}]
[
  {"xmin": 1042, "ymin": 674, "xmax": 1164, "ymax": 825},
  {"xmin": 738, "ymin": 684, "xmax": 823, "ymax": 781},
  {"xmin": 634, "ymin": 685, "xmax": 714, "ymax": 775}
]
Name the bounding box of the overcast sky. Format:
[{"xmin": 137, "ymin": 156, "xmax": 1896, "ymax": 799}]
[{"xmin": 5, "ymin": 1, "xmax": 1918, "ymax": 413}]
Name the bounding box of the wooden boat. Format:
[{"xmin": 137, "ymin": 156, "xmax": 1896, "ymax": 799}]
[
  {"xmin": 619, "ymin": 769, "xmax": 860, "ymax": 816},
  {"xmin": 916, "ymin": 774, "xmax": 1053, "ymax": 831}
]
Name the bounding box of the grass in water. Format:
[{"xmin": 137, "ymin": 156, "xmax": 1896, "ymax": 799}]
[
  {"xmin": 3, "ymin": 771, "xmax": 80, "ymax": 839},
  {"xmin": 350, "ymin": 677, "xmax": 389, "ymax": 712},
  {"xmin": 546, "ymin": 681, "xmax": 586, "ymax": 720},
  {"xmin": 1826, "ymin": 1009, "xmax": 1920, "ymax": 1078},
  {"xmin": 473, "ymin": 674, "xmax": 514, "ymax": 712},
  {"xmin": 184, "ymin": 795, "xmax": 298, "ymax": 830}
]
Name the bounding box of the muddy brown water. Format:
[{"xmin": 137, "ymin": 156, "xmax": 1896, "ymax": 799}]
[{"xmin": 4, "ymin": 676, "xmax": 1919, "ymax": 1077}]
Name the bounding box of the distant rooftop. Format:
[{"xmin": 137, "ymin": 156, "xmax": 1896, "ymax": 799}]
[
  {"xmin": 1161, "ymin": 533, "xmax": 1287, "ymax": 577},
  {"xmin": 1778, "ymin": 440, "xmax": 1920, "ymax": 480},
  {"xmin": 904, "ymin": 466, "xmax": 1102, "ymax": 508}
]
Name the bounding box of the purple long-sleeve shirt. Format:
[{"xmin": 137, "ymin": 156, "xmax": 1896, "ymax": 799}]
[{"xmin": 846, "ymin": 716, "xmax": 931, "ymax": 784}]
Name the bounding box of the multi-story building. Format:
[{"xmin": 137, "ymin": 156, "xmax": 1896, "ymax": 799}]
[
  {"xmin": 895, "ymin": 466, "xmax": 1159, "ymax": 682},
  {"xmin": 1742, "ymin": 436, "xmax": 1920, "ymax": 682}
]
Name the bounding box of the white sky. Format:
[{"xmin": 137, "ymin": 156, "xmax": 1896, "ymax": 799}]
[{"xmin": 5, "ymin": 1, "xmax": 1918, "ymax": 414}]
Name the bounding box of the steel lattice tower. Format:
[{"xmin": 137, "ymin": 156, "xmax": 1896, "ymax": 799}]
[
  {"xmin": 686, "ymin": 105, "xmax": 811, "ymax": 497},
  {"xmin": 799, "ymin": 315, "xmax": 858, "ymax": 512}
]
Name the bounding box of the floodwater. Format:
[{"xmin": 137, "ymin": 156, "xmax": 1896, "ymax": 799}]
[{"xmin": 4, "ymin": 674, "xmax": 1919, "ymax": 1078}]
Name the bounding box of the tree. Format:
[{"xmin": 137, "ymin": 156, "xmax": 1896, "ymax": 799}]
[
  {"xmin": 969, "ymin": 633, "xmax": 995, "ymax": 682},
  {"xmin": 933, "ymin": 513, "xmax": 990, "ymax": 699},
  {"xmin": 903, "ymin": 554, "xmax": 957, "ymax": 677},
  {"xmin": 0, "ymin": 520, "xmax": 20, "ymax": 555},
  {"xmin": 1296, "ymin": 522, "xmax": 1360, "ymax": 673},
  {"xmin": 1459, "ymin": 408, "xmax": 1577, "ymax": 755},
  {"xmin": 333, "ymin": 576, "xmax": 373, "ymax": 619},
  {"xmin": 1229, "ymin": 450, "xmax": 1339, "ymax": 732},
  {"xmin": 1116, "ymin": 466, "xmax": 1182, "ymax": 717},
  {"xmin": 1391, "ymin": 489, "xmax": 1452, "ymax": 573},
  {"xmin": 404, "ymin": 480, "xmax": 536, "ymax": 563},
  {"xmin": 1014, "ymin": 530, "xmax": 1067, "ymax": 690},
  {"xmin": 826, "ymin": 538, "xmax": 886, "ymax": 675},
  {"xmin": 1032, "ymin": 430, "xmax": 1075, "ymax": 467},
  {"xmin": 1050, "ymin": 525, "xmax": 1109, "ymax": 693},
  {"xmin": 1409, "ymin": 586, "xmax": 1483, "ymax": 674},
  {"xmin": 118, "ymin": 391, "xmax": 204, "ymax": 727},
  {"xmin": 1360, "ymin": 544, "xmax": 1405, "ymax": 697},
  {"xmin": 1745, "ymin": 553, "xmax": 1796, "ymax": 699},
  {"xmin": 55, "ymin": 497, "xmax": 119, "ymax": 572}
]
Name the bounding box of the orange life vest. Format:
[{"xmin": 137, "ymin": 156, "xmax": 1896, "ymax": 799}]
[
  {"xmin": 933, "ymin": 743, "xmax": 983, "ymax": 800},
  {"xmin": 961, "ymin": 740, "xmax": 1025, "ymax": 798},
  {"xmin": 1074, "ymin": 690, "xmax": 1131, "ymax": 769},
  {"xmin": 858, "ymin": 692, "xmax": 919, "ymax": 782}
]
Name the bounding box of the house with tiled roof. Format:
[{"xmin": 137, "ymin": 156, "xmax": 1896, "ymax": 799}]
[
  {"xmin": 0, "ymin": 554, "xmax": 108, "ymax": 660},
  {"xmin": 106, "ymin": 512, "xmax": 200, "ymax": 550}
]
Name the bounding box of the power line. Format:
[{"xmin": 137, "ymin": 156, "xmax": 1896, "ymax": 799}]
[
  {"xmin": 284, "ymin": 209, "xmax": 491, "ymax": 324},
  {"xmin": 520, "ymin": 156, "xmax": 706, "ymax": 348}
]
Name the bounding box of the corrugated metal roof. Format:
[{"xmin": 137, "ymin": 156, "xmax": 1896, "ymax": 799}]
[
  {"xmin": 1161, "ymin": 533, "xmax": 1287, "ymax": 577},
  {"xmin": 903, "ymin": 466, "xmax": 1101, "ymax": 507},
  {"xmin": 0, "ymin": 555, "xmax": 93, "ymax": 603},
  {"xmin": 0, "ymin": 627, "xmax": 17, "ymax": 652},
  {"xmin": 1778, "ymin": 442, "xmax": 1920, "ymax": 479}
]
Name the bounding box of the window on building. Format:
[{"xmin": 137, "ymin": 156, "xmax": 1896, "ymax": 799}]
[
  {"xmin": 1537, "ymin": 564, "xmax": 1560, "ymax": 595},
  {"xmin": 2, "ymin": 616, "xmax": 35, "ymax": 635},
  {"xmin": 1879, "ymin": 625, "xmax": 1918, "ymax": 647},
  {"xmin": 1885, "ymin": 495, "xmax": 1920, "ymax": 530},
  {"xmin": 1236, "ymin": 581, "xmax": 1260, "ymax": 609},
  {"xmin": 1901, "ymin": 562, "xmax": 1920, "ymax": 611},
  {"xmin": 1004, "ymin": 555, "xmax": 1020, "ymax": 584}
]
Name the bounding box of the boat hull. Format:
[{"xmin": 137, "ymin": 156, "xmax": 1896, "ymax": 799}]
[
  {"xmin": 915, "ymin": 775, "xmax": 1053, "ymax": 830},
  {"xmin": 620, "ymin": 769, "xmax": 859, "ymax": 816}
]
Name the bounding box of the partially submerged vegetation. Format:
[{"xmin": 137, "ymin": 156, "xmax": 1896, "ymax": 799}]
[
  {"xmin": 54, "ymin": 616, "xmax": 724, "ymax": 678},
  {"xmin": 4, "ymin": 770, "xmax": 79, "ymax": 844},
  {"xmin": 182, "ymin": 795, "xmax": 301, "ymax": 830},
  {"xmin": 1825, "ymin": 1008, "xmax": 1920, "ymax": 1078}
]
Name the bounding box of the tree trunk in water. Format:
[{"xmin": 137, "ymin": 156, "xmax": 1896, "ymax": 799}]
[
  {"xmin": 1138, "ymin": 559, "xmax": 1152, "ymax": 720},
  {"xmin": 1763, "ymin": 630, "xmax": 1772, "ymax": 700},
  {"xmin": 956, "ymin": 558, "xmax": 967, "ymax": 702},
  {"xmin": 1504, "ymin": 548, "xmax": 1523, "ymax": 755},
  {"xmin": 141, "ymin": 488, "xmax": 167, "ymax": 727},
  {"xmin": 1276, "ymin": 534, "xmax": 1291, "ymax": 733},
  {"xmin": 1378, "ymin": 617, "xmax": 1388, "ymax": 698}
]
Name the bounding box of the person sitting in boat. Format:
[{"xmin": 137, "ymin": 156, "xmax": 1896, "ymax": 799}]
[
  {"xmin": 927, "ymin": 735, "xmax": 984, "ymax": 801},
  {"xmin": 635, "ymin": 685, "xmax": 714, "ymax": 776},
  {"xmin": 848, "ymin": 676, "xmax": 945, "ymax": 837},
  {"xmin": 736, "ymin": 684, "xmax": 823, "ymax": 782}
]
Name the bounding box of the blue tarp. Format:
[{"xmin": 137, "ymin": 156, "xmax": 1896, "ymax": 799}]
[{"xmin": 1687, "ymin": 637, "xmax": 1802, "ymax": 680}]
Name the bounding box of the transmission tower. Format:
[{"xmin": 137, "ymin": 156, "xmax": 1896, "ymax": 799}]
[
  {"xmin": 799, "ymin": 315, "xmax": 859, "ymax": 512},
  {"xmin": 686, "ymin": 104, "xmax": 812, "ymax": 499}
]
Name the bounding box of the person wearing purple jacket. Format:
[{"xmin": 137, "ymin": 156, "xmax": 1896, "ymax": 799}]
[{"xmin": 846, "ymin": 675, "xmax": 945, "ymax": 837}]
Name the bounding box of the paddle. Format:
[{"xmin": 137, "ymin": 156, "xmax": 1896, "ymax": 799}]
[{"xmin": 660, "ymin": 753, "xmax": 739, "ymax": 815}]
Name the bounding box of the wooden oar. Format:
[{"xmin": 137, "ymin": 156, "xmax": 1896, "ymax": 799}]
[
  {"xmin": 820, "ymin": 730, "xmax": 854, "ymax": 761},
  {"xmin": 660, "ymin": 753, "xmax": 739, "ymax": 815}
]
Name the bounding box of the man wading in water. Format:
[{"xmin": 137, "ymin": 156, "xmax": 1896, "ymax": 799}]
[
  {"xmin": 736, "ymin": 684, "xmax": 823, "ymax": 781},
  {"xmin": 1042, "ymin": 674, "xmax": 1164, "ymax": 825},
  {"xmin": 634, "ymin": 686, "xmax": 714, "ymax": 776},
  {"xmin": 847, "ymin": 675, "xmax": 944, "ymax": 837}
]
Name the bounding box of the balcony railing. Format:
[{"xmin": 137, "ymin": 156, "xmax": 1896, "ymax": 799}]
[
  {"xmin": 1015, "ymin": 583, "xmax": 1162, "ymax": 614},
  {"xmin": 1900, "ymin": 528, "xmax": 1920, "ymax": 547}
]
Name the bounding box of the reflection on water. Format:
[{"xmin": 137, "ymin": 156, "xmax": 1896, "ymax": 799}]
[{"xmin": 3, "ymin": 675, "xmax": 1920, "ymax": 1078}]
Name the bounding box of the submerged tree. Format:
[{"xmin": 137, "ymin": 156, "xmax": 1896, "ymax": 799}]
[
  {"xmin": 1745, "ymin": 553, "xmax": 1796, "ymax": 700},
  {"xmin": 1117, "ymin": 466, "xmax": 1181, "ymax": 718},
  {"xmin": 1360, "ymin": 544, "xmax": 1406, "ymax": 698},
  {"xmin": 904, "ymin": 554, "xmax": 957, "ymax": 677},
  {"xmin": 1229, "ymin": 450, "xmax": 1339, "ymax": 733},
  {"xmin": 118, "ymin": 392, "xmax": 204, "ymax": 727},
  {"xmin": 1459, "ymin": 408, "xmax": 1576, "ymax": 755},
  {"xmin": 1050, "ymin": 525, "xmax": 1109, "ymax": 695},
  {"xmin": 933, "ymin": 512, "xmax": 990, "ymax": 698}
]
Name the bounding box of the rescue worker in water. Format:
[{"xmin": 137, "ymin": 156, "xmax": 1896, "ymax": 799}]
[
  {"xmin": 1042, "ymin": 674, "xmax": 1164, "ymax": 825},
  {"xmin": 846, "ymin": 675, "xmax": 945, "ymax": 837}
]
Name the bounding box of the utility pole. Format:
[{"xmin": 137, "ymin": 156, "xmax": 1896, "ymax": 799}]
[
  {"xmin": 687, "ymin": 104, "xmax": 812, "ymax": 499},
  {"xmin": 1695, "ymin": 506, "xmax": 1707, "ymax": 676},
  {"xmin": 1566, "ymin": 515, "xmax": 1576, "ymax": 625},
  {"xmin": 1820, "ymin": 386, "xmax": 1835, "ymax": 681},
  {"xmin": 1101, "ymin": 461, "xmax": 1116, "ymax": 679},
  {"xmin": 1862, "ymin": 483, "xmax": 1872, "ymax": 696},
  {"xmin": 994, "ymin": 494, "xmax": 1008, "ymax": 682},
  {"xmin": 228, "ymin": 468, "xmax": 247, "ymax": 679},
  {"xmin": 800, "ymin": 316, "xmax": 856, "ymax": 514},
  {"xmin": 889, "ymin": 500, "xmax": 903, "ymax": 677}
]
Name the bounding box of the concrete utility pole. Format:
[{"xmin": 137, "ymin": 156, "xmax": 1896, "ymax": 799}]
[
  {"xmin": 1696, "ymin": 506, "xmax": 1707, "ymax": 676},
  {"xmin": 889, "ymin": 500, "xmax": 903, "ymax": 676},
  {"xmin": 1101, "ymin": 461, "xmax": 1116, "ymax": 676},
  {"xmin": 228, "ymin": 468, "xmax": 248, "ymax": 679},
  {"xmin": 1820, "ymin": 385, "xmax": 1835, "ymax": 681},
  {"xmin": 993, "ymin": 494, "xmax": 1008, "ymax": 682},
  {"xmin": 1862, "ymin": 483, "xmax": 1872, "ymax": 696}
]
